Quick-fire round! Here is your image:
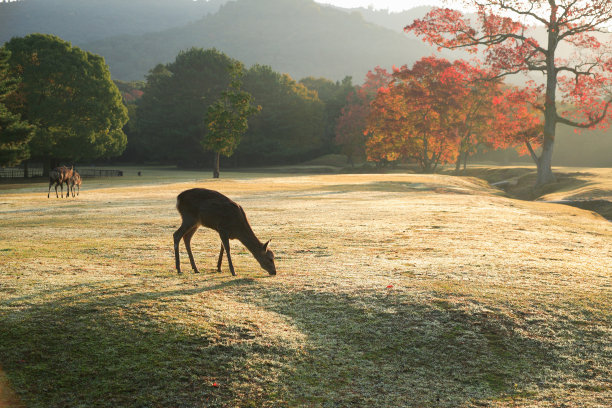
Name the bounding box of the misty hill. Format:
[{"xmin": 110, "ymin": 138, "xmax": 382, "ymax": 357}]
[
  {"xmin": 334, "ymin": 6, "xmax": 433, "ymax": 34},
  {"xmin": 0, "ymin": 0, "xmax": 226, "ymax": 45},
  {"xmin": 82, "ymin": 0, "xmax": 436, "ymax": 82}
]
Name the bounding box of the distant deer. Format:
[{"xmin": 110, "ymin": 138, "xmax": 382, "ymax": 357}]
[
  {"xmin": 47, "ymin": 165, "xmax": 73, "ymax": 198},
  {"xmin": 173, "ymin": 188, "xmax": 276, "ymax": 276},
  {"xmin": 69, "ymin": 171, "xmax": 81, "ymax": 197}
]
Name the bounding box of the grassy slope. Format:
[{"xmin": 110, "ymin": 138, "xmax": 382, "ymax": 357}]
[
  {"xmin": 0, "ymin": 169, "xmax": 610, "ymax": 407},
  {"xmin": 441, "ymin": 165, "xmax": 612, "ymax": 219}
]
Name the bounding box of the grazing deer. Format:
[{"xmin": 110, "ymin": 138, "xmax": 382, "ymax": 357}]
[
  {"xmin": 173, "ymin": 188, "xmax": 276, "ymax": 276},
  {"xmin": 69, "ymin": 171, "xmax": 81, "ymax": 197},
  {"xmin": 47, "ymin": 165, "xmax": 73, "ymax": 198}
]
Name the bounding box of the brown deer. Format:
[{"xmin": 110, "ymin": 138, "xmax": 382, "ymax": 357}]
[
  {"xmin": 69, "ymin": 171, "xmax": 81, "ymax": 197},
  {"xmin": 47, "ymin": 165, "xmax": 73, "ymax": 198},
  {"xmin": 173, "ymin": 188, "xmax": 276, "ymax": 276}
]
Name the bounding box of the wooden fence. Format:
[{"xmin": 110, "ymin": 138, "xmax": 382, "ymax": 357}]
[
  {"xmin": 0, "ymin": 168, "xmax": 43, "ymax": 178},
  {"xmin": 0, "ymin": 167, "xmax": 123, "ymax": 179}
]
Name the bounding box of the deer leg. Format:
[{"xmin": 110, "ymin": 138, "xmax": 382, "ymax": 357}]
[
  {"xmin": 173, "ymin": 221, "xmax": 194, "ymax": 274},
  {"xmin": 217, "ymin": 245, "xmax": 224, "ymax": 272},
  {"xmin": 54, "ymin": 182, "xmax": 59, "ymax": 198},
  {"xmin": 219, "ymin": 234, "xmax": 235, "ymax": 276},
  {"xmin": 48, "ymin": 181, "xmax": 53, "ymax": 198},
  {"xmin": 183, "ymin": 226, "xmax": 200, "ymax": 274}
]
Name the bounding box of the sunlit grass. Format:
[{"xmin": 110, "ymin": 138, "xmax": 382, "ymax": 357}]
[{"xmin": 0, "ymin": 169, "xmax": 610, "ymax": 407}]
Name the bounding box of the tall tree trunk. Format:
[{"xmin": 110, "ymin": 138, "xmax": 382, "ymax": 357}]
[
  {"xmin": 348, "ymin": 155, "xmax": 354, "ymax": 168},
  {"xmin": 537, "ymin": 24, "xmax": 559, "ymax": 186},
  {"xmin": 455, "ymin": 151, "xmax": 462, "ymax": 173},
  {"xmin": 23, "ymin": 160, "xmax": 29, "ymax": 178},
  {"xmin": 536, "ymin": 136, "xmax": 555, "ymax": 185},
  {"xmin": 212, "ymin": 151, "xmax": 220, "ymax": 179}
]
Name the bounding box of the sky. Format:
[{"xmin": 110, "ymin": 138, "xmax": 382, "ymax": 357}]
[{"xmin": 314, "ymin": 0, "xmax": 450, "ymax": 12}]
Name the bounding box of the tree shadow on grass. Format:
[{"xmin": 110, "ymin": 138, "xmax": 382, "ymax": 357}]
[
  {"xmin": 249, "ymin": 289, "xmax": 572, "ymax": 407},
  {"xmin": 1, "ymin": 280, "xmax": 604, "ymax": 407},
  {"xmin": 0, "ymin": 278, "xmax": 290, "ymax": 408}
]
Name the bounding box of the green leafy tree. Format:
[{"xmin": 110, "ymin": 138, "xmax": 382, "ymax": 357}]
[
  {"xmin": 136, "ymin": 48, "xmax": 237, "ymax": 167},
  {"xmin": 203, "ymin": 63, "xmax": 260, "ymax": 178},
  {"xmin": 239, "ymin": 65, "xmax": 325, "ymax": 165},
  {"xmin": 299, "ymin": 76, "xmax": 354, "ymax": 155},
  {"xmin": 4, "ymin": 34, "xmax": 127, "ymax": 172},
  {"xmin": 0, "ymin": 47, "xmax": 34, "ymax": 167}
]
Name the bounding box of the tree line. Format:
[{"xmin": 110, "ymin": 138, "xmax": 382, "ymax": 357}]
[
  {"xmin": 121, "ymin": 47, "xmax": 353, "ymax": 174},
  {"xmin": 0, "ymin": 35, "xmax": 354, "ymax": 177},
  {"xmin": 0, "ymin": 34, "xmax": 127, "ymax": 174}
]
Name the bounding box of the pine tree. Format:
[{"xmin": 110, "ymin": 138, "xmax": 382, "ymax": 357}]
[{"xmin": 0, "ymin": 47, "xmax": 33, "ymax": 167}]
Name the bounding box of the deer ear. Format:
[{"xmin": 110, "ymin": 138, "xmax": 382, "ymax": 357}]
[{"xmin": 263, "ymin": 239, "xmax": 271, "ymax": 251}]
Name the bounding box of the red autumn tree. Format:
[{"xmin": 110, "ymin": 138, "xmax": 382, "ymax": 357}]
[
  {"xmin": 365, "ymin": 57, "xmax": 503, "ymax": 173},
  {"xmin": 490, "ymin": 84, "xmax": 545, "ymax": 161},
  {"xmin": 440, "ymin": 61, "xmax": 505, "ymax": 171},
  {"xmin": 406, "ymin": 0, "xmax": 612, "ymax": 186},
  {"xmin": 366, "ymin": 58, "xmax": 474, "ymax": 172},
  {"xmin": 335, "ymin": 67, "xmax": 392, "ymax": 166}
]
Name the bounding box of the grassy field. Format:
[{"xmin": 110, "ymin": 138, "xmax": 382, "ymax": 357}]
[{"xmin": 0, "ymin": 167, "xmax": 610, "ymax": 407}]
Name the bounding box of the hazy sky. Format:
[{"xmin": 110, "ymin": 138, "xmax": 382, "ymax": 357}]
[{"xmin": 315, "ymin": 1, "xmax": 448, "ymax": 12}]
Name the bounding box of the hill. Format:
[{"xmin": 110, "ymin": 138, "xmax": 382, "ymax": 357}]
[
  {"xmin": 82, "ymin": 0, "xmax": 436, "ymax": 81},
  {"xmin": 0, "ymin": 0, "xmax": 225, "ymax": 45},
  {"xmin": 333, "ymin": 5, "xmax": 433, "ymax": 34}
]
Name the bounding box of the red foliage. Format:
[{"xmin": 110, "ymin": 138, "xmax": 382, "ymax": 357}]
[
  {"xmin": 490, "ymin": 84, "xmax": 544, "ymax": 157},
  {"xmin": 365, "ymin": 57, "xmax": 507, "ymax": 172},
  {"xmin": 406, "ymin": 0, "xmax": 612, "ymax": 176}
]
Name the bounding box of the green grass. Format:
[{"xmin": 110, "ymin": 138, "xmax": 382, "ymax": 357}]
[{"xmin": 0, "ymin": 168, "xmax": 610, "ymax": 407}]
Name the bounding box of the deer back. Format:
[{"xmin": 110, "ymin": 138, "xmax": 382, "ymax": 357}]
[
  {"xmin": 49, "ymin": 168, "xmax": 61, "ymax": 182},
  {"xmin": 177, "ymin": 188, "xmax": 250, "ymax": 237}
]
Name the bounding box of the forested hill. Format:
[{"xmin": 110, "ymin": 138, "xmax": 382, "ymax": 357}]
[
  {"xmin": 0, "ymin": 0, "xmax": 226, "ymax": 44},
  {"xmin": 82, "ymin": 0, "xmax": 435, "ymax": 82}
]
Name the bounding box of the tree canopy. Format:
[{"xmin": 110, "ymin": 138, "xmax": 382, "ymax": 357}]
[
  {"xmin": 4, "ymin": 34, "xmax": 128, "ymax": 168},
  {"xmin": 406, "ymin": 0, "xmax": 612, "ymax": 185},
  {"xmin": 299, "ymin": 76, "xmax": 354, "ymax": 155},
  {"xmin": 0, "ymin": 47, "xmax": 34, "ymax": 167},
  {"xmin": 238, "ymin": 64, "xmax": 326, "ymax": 165},
  {"xmin": 335, "ymin": 67, "xmax": 392, "ymax": 165},
  {"xmin": 204, "ymin": 62, "xmax": 260, "ymax": 177},
  {"xmin": 136, "ymin": 48, "xmax": 239, "ymax": 167}
]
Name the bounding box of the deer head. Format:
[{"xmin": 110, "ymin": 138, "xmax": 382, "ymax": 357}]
[{"xmin": 257, "ymin": 240, "xmax": 276, "ymax": 275}]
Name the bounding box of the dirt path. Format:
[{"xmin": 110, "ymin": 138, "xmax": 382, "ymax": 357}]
[{"xmin": 0, "ymin": 366, "xmax": 23, "ymax": 408}]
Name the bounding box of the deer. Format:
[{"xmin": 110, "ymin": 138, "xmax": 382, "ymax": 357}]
[
  {"xmin": 69, "ymin": 171, "xmax": 81, "ymax": 197},
  {"xmin": 173, "ymin": 188, "xmax": 276, "ymax": 276},
  {"xmin": 47, "ymin": 165, "xmax": 73, "ymax": 198}
]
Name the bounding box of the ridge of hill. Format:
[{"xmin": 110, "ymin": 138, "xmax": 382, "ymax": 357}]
[
  {"xmin": 0, "ymin": 0, "xmax": 225, "ymax": 45},
  {"xmin": 0, "ymin": 0, "xmax": 445, "ymax": 82},
  {"xmin": 82, "ymin": 0, "xmax": 436, "ymax": 81}
]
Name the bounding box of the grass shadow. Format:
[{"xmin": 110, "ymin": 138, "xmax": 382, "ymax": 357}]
[
  {"xmin": 0, "ymin": 278, "xmax": 289, "ymax": 408},
  {"xmin": 248, "ymin": 288, "xmax": 590, "ymax": 407},
  {"xmin": 2, "ymin": 279, "xmax": 607, "ymax": 407}
]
